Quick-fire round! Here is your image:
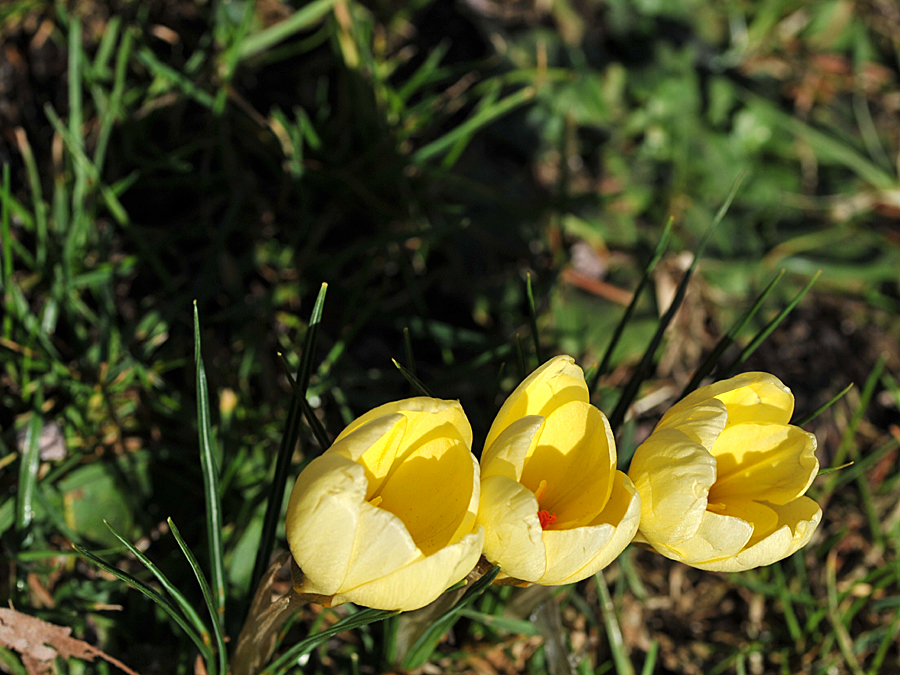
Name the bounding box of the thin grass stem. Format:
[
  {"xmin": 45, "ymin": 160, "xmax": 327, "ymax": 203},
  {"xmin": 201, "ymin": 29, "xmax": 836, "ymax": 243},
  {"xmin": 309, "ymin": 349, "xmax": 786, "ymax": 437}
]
[{"xmin": 193, "ymin": 303, "xmax": 227, "ymax": 629}]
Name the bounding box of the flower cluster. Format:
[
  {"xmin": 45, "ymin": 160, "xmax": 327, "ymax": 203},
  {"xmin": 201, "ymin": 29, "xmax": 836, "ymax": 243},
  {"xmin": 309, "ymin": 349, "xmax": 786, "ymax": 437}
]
[{"xmin": 286, "ymin": 356, "xmax": 821, "ymax": 611}]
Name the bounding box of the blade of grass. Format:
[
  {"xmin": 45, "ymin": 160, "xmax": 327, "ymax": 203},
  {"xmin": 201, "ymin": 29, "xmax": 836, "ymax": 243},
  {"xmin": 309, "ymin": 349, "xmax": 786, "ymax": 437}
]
[
  {"xmin": 168, "ymin": 517, "xmax": 227, "ymax": 675},
  {"xmin": 595, "ymin": 570, "xmax": 634, "ymax": 675},
  {"xmin": 679, "ymin": 268, "xmax": 785, "ymax": 398},
  {"xmin": 102, "ymin": 521, "xmax": 211, "ymax": 649},
  {"xmin": 277, "ymin": 352, "xmax": 330, "ymax": 451},
  {"xmin": 609, "ymin": 173, "xmax": 745, "ymax": 432},
  {"xmin": 250, "ymin": 283, "xmax": 328, "ymax": 595},
  {"xmin": 392, "ymin": 358, "xmax": 434, "ymax": 397},
  {"xmin": 15, "ymin": 396, "xmax": 43, "ymax": 550},
  {"xmin": 93, "ymin": 25, "xmax": 133, "ymax": 171},
  {"xmin": 237, "ymin": 0, "xmax": 339, "ymax": 61},
  {"xmin": 403, "ymin": 326, "xmax": 416, "ymax": 377},
  {"xmin": 67, "ymin": 15, "xmax": 87, "ymax": 246},
  {"xmin": 1, "ymin": 164, "xmax": 13, "ymax": 338},
  {"xmin": 413, "ymin": 86, "xmax": 536, "ymax": 164},
  {"xmin": 43, "ymin": 104, "xmax": 129, "ymax": 225},
  {"xmin": 74, "ymin": 543, "xmax": 212, "ymax": 663},
  {"xmin": 516, "ymin": 333, "xmax": 526, "ymax": 380},
  {"xmin": 525, "ymin": 272, "xmax": 543, "ymax": 365},
  {"xmin": 796, "ymin": 383, "xmax": 854, "ymax": 427},
  {"xmin": 264, "ymin": 608, "xmax": 400, "ymax": 675},
  {"xmin": 13, "ymin": 128, "xmax": 48, "ymax": 269},
  {"xmin": 589, "ymin": 217, "xmax": 673, "ymax": 397},
  {"xmin": 194, "ymin": 302, "xmax": 227, "ymax": 629},
  {"xmin": 640, "ymin": 640, "xmax": 659, "ymax": 675},
  {"xmin": 722, "ymin": 270, "xmax": 821, "ymax": 378},
  {"xmin": 825, "ymin": 551, "xmax": 866, "ymax": 675},
  {"xmin": 135, "ymin": 47, "xmax": 215, "ymax": 108}
]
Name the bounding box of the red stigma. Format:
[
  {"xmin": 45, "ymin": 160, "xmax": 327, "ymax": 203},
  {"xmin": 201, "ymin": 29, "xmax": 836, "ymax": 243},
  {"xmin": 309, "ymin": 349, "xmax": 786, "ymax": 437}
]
[{"xmin": 538, "ymin": 509, "xmax": 557, "ymax": 529}]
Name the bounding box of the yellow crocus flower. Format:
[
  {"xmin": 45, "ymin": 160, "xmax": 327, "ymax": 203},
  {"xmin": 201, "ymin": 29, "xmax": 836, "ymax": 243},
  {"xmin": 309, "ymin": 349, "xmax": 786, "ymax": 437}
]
[
  {"xmin": 476, "ymin": 355, "xmax": 641, "ymax": 585},
  {"xmin": 628, "ymin": 372, "xmax": 821, "ymax": 572},
  {"xmin": 285, "ymin": 398, "xmax": 484, "ymax": 611}
]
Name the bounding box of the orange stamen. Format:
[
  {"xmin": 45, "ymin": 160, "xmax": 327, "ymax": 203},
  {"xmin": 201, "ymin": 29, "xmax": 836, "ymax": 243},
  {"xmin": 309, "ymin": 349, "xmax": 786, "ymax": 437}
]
[{"xmin": 538, "ymin": 510, "xmax": 557, "ymax": 529}]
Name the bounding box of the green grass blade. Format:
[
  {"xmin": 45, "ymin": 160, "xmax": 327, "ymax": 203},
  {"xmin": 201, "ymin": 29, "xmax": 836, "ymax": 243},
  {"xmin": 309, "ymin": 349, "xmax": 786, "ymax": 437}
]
[
  {"xmin": 722, "ymin": 270, "xmax": 821, "ymax": 378},
  {"xmin": 193, "ymin": 302, "xmax": 227, "ymax": 628},
  {"xmin": 277, "ymin": 352, "xmax": 330, "ymax": 450},
  {"xmin": 403, "ymin": 326, "xmax": 416, "ymax": 377},
  {"xmin": 237, "ymin": 0, "xmax": 339, "ymax": 62},
  {"xmin": 15, "ymin": 395, "xmax": 43, "ymax": 549},
  {"xmin": 796, "ymin": 382, "xmax": 854, "ymax": 427},
  {"xmin": 250, "ymin": 283, "xmax": 328, "ymax": 596},
  {"xmin": 393, "ymin": 358, "xmax": 435, "ymax": 397},
  {"xmin": 595, "ymin": 570, "xmax": 634, "ymax": 675},
  {"xmin": 298, "ymin": 283, "xmax": 327, "ymax": 396},
  {"xmin": 640, "ymin": 640, "xmax": 659, "ymax": 675},
  {"xmin": 102, "ymin": 521, "xmax": 210, "ymax": 641},
  {"xmin": 264, "ymin": 608, "xmax": 400, "ymax": 675},
  {"xmin": 413, "ymin": 86, "xmax": 535, "ymax": 164},
  {"xmin": 136, "ymin": 47, "xmax": 215, "ymax": 108},
  {"xmin": 74, "ymin": 543, "xmax": 211, "ymax": 661},
  {"xmin": 609, "ymin": 173, "xmax": 745, "ymax": 432},
  {"xmin": 516, "ymin": 333, "xmax": 527, "ymax": 380},
  {"xmin": 168, "ymin": 517, "xmax": 228, "ymax": 675},
  {"xmin": 13, "ymin": 128, "xmax": 49, "ymax": 268},
  {"xmin": 93, "ymin": 26, "xmax": 133, "ymax": 171},
  {"xmin": 67, "ymin": 15, "xmax": 87, "ymax": 237},
  {"xmin": 401, "ymin": 566, "xmax": 501, "ymax": 671},
  {"xmin": 1, "ymin": 164, "xmax": 13, "ymax": 337},
  {"xmin": 43, "ymin": 104, "xmax": 129, "ymax": 225},
  {"xmin": 679, "ymin": 269, "xmax": 785, "ymax": 398},
  {"xmin": 525, "ymin": 272, "xmax": 543, "ymax": 365},
  {"xmin": 589, "ymin": 217, "xmax": 673, "ymax": 396}
]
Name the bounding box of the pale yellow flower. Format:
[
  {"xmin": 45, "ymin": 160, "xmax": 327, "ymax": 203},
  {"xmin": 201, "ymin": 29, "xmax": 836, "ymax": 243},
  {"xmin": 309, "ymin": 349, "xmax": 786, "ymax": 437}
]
[
  {"xmin": 285, "ymin": 398, "xmax": 484, "ymax": 611},
  {"xmin": 628, "ymin": 372, "xmax": 821, "ymax": 572},
  {"xmin": 476, "ymin": 356, "xmax": 641, "ymax": 585}
]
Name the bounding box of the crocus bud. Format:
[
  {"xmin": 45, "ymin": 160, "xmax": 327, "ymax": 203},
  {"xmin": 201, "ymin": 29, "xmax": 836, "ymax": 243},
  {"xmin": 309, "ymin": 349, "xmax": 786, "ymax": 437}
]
[
  {"xmin": 476, "ymin": 356, "xmax": 641, "ymax": 585},
  {"xmin": 628, "ymin": 372, "xmax": 821, "ymax": 572},
  {"xmin": 285, "ymin": 398, "xmax": 484, "ymax": 611}
]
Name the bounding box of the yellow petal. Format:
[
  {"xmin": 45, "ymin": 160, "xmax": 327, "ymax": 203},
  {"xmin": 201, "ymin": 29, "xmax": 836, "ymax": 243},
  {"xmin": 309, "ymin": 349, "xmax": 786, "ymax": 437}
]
[
  {"xmin": 656, "ymin": 400, "xmax": 727, "ymax": 451},
  {"xmin": 286, "ymin": 453, "xmax": 367, "ymax": 595},
  {"xmin": 540, "ymin": 471, "xmax": 642, "ymax": 584},
  {"xmin": 485, "ymin": 356, "xmax": 587, "ymax": 452},
  {"xmin": 335, "ymin": 528, "xmax": 485, "ymax": 611},
  {"xmin": 628, "ymin": 428, "xmax": 716, "ymax": 545},
  {"xmin": 339, "ymin": 501, "xmax": 422, "ymax": 590},
  {"xmin": 522, "ymin": 402, "xmax": 615, "ymax": 526},
  {"xmin": 328, "ymin": 414, "xmax": 407, "ymax": 488},
  {"xmin": 376, "ymin": 428, "xmax": 478, "ymax": 555},
  {"xmin": 665, "ymin": 373, "xmax": 794, "ymax": 427},
  {"xmin": 691, "ymin": 497, "xmax": 822, "ymax": 572},
  {"xmin": 665, "ymin": 509, "xmax": 754, "ymax": 565},
  {"xmin": 480, "ymin": 415, "xmax": 544, "ymax": 481},
  {"xmin": 709, "ymin": 423, "xmax": 818, "ymax": 505},
  {"xmin": 477, "ymin": 474, "xmax": 547, "ymax": 582}
]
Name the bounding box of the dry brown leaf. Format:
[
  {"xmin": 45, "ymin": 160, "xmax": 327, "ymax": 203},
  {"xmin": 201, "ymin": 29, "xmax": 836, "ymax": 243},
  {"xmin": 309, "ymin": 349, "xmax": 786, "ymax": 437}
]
[{"xmin": 0, "ymin": 607, "xmax": 140, "ymax": 675}]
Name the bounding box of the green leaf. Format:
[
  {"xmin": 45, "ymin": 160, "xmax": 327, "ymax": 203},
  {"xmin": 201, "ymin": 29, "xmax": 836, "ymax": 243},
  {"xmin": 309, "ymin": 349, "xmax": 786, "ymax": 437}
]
[
  {"xmin": 250, "ymin": 283, "xmax": 328, "ymax": 596},
  {"xmin": 75, "ymin": 542, "xmax": 212, "ymax": 663},
  {"xmin": 680, "ymin": 268, "xmax": 785, "ymax": 398},
  {"xmin": 609, "ymin": 173, "xmax": 745, "ymax": 432},
  {"xmin": 392, "ymin": 358, "xmax": 434, "ymax": 397},
  {"xmin": 194, "ymin": 302, "xmax": 227, "ymax": 630},
  {"xmin": 589, "ymin": 217, "xmax": 673, "ymax": 396},
  {"xmin": 169, "ymin": 517, "xmax": 228, "ymax": 675},
  {"xmin": 237, "ymin": 0, "xmax": 339, "ymax": 62},
  {"xmin": 264, "ymin": 607, "xmax": 399, "ymax": 675},
  {"xmin": 722, "ymin": 270, "xmax": 821, "ymax": 377}
]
